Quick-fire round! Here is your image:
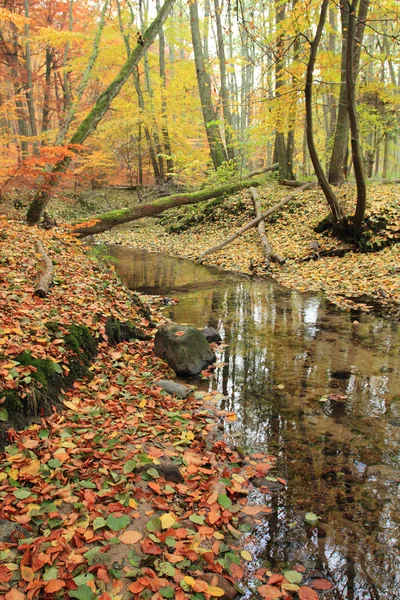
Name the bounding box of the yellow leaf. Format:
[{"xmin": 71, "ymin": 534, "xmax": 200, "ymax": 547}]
[
  {"xmin": 63, "ymin": 400, "xmax": 80, "ymax": 412},
  {"xmin": 206, "ymin": 586, "xmax": 225, "ymax": 597},
  {"xmin": 232, "ymin": 473, "xmax": 245, "ymax": 483},
  {"xmin": 9, "ymin": 468, "xmax": 19, "ymax": 480},
  {"xmin": 0, "ymin": 472, "xmax": 8, "ymax": 482},
  {"xmin": 241, "ymin": 550, "xmax": 253, "ymax": 561},
  {"xmin": 129, "ymin": 498, "xmax": 138, "ymax": 509},
  {"xmin": 19, "ymin": 460, "xmax": 40, "ymax": 477},
  {"xmin": 184, "ymin": 576, "xmax": 195, "ymax": 587},
  {"xmin": 160, "ymin": 512, "xmax": 176, "ymax": 529},
  {"xmin": 139, "ymin": 399, "xmax": 147, "ymax": 408},
  {"xmin": 282, "ymin": 583, "xmax": 300, "ymax": 592}
]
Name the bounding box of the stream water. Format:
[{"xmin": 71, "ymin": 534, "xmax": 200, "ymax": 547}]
[{"xmin": 105, "ymin": 244, "xmax": 399, "ymax": 600}]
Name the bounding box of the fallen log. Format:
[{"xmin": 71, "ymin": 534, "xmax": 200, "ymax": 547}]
[
  {"xmin": 250, "ymin": 187, "xmax": 285, "ymax": 266},
  {"xmin": 199, "ymin": 182, "xmax": 314, "ymax": 260},
  {"xmin": 34, "ymin": 240, "xmax": 54, "ymax": 298},
  {"xmin": 72, "ymin": 177, "xmax": 267, "ymax": 237},
  {"xmin": 247, "ymin": 162, "xmax": 279, "ymax": 178}
]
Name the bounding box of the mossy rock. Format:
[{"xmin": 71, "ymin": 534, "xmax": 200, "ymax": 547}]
[{"xmin": 154, "ymin": 323, "xmax": 215, "ymax": 376}]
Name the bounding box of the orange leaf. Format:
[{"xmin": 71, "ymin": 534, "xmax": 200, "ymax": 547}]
[
  {"xmin": 118, "ymin": 530, "xmax": 143, "ymax": 544},
  {"xmin": 175, "ymin": 331, "xmax": 185, "ymax": 337},
  {"xmin": 44, "ymin": 580, "xmax": 65, "ymax": 593},
  {"xmin": 193, "ymin": 580, "xmax": 208, "ymax": 592},
  {"xmin": 241, "ymin": 505, "xmax": 263, "ymax": 515},
  {"xmin": 5, "ymin": 590, "xmax": 26, "ymax": 600},
  {"xmin": 257, "ymin": 584, "xmax": 283, "ymax": 599},
  {"xmin": 299, "ymin": 586, "xmax": 319, "ymax": 600},
  {"xmin": 0, "ymin": 565, "xmax": 11, "ymax": 582},
  {"xmin": 141, "ymin": 538, "xmax": 162, "ymax": 554},
  {"xmin": 21, "ymin": 565, "xmax": 34, "ymax": 582},
  {"xmin": 129, "ymin": 580, "xmax": 147, "ymax": 593},
  {"xmin": 97, "ymin": 567, "xmax": 110, "ymax": 583},
  {"xmin": 268, "ymin": 574, "xmax": 284, "ymax": 585}
]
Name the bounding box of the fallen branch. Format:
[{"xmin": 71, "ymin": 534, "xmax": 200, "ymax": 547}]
[
  {"xmin": 298, "ymin": 247, "xmax": 352, "ymax": 262},
  {"xmin": 34, "ymin": 240, "xmax": 54, "ymax": 298},
  {"xmin": 250, "ymin": 187, "xmax": 285, "ymax": 266},
  {"xmin": 199, "ymin": 183, "xmax": 314, "ymax": 260},
  {"xmin": 72, "ymin": 177, "xmax": 266, "ymax": 237},
  {"xmin": 247, "ymin": 162, "xmax": 278, "ymax": 178}
]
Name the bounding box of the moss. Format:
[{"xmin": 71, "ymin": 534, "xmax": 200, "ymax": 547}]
[
  {"xmin": 2, "ymin": 391, "xmax": 23, "ymax": 412},
  {"xmin": 105, "ymin": 317, "xmax": 151, "ymax": 345},
  {"xmin": 64, "ymin": 324, "xmax": 97, "ymax": 365},
  {"xmin": 17, "ymin": 351, "xmax": 59, "ymax": 387}
]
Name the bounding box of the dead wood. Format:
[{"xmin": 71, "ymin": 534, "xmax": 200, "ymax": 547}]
[
  {"xmin": 247, "ymin": 162, "xmax": 279, "ymax": 177},
  {"xmin": 250, "ymin": 187, "xmax": 285, "ymax": 266},
  {"xmin": 34, "ymin": 240, "xmax": 54, "ymax": 298},
  {"xmin": 199, "ymin": 182, "xmax": 313, "ymax": 261}
]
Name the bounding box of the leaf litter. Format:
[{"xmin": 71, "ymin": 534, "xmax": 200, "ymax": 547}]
[{"xmin": 0, "ymin": 217, "xmax": 335, "ymax": 598}]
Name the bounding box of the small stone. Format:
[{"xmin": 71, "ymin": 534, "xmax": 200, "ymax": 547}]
[
  {"xmin": 154, "ymin": 323, "xmax": 215, "ymax": 376},
  {"xmin": 199, "ymin": 573, "xmax": 239, "ymax": 600},
  {"xmin": 0, "ymin": 519, "xmax": 30, "ymax": 542},
  {"xmin": 155, "ymin": 379, "xmax": 193, "ymax": 399}
]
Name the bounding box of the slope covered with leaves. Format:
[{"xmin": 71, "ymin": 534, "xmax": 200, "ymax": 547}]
[
  {"xmin": 0, "ymin": 218, "xmax": 335, "ymax": 599},
  {"xmin": 99, "ymin": 181, "xmax": 400, "ymax": 315}
]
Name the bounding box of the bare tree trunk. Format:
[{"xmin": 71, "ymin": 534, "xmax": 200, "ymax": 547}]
[
  {"xmin": 56, "ymin": 0, "xmax": 109, "ymax": 145},
  {"xmin": 214, "ymin": 0, "xmax": 235, "ymax": 161},
  {"xmin": 23, "ymin": 0, "xmax": 39, "ymax": 154},
  {"xmin": 62, "ymin": 0, "xmax": 74, "ymax": 111},
  {"xmin": 328, "ymin": 0, "xmax": 369, "ymax": 184},
  {"xmin": 189, "ymin": 0, "xmax": 227, "ymax": 168},
  {"xmin": 26, "ymin": 0, "xmax": 175, "ymax": 224},
  {"xmin": 41, "ymin": 47, "xmax": 53, "ymax": 136},
  {"xmin": 305, "ymin": 0, "xmax": 346, "ymax": 223},
  {"xmin": 346, "ymin": 0, "xmax": 368, "ymax": 227},
  {"xmin": 156, "ymin": 0, "xmax": 174, "ymax": 179}
]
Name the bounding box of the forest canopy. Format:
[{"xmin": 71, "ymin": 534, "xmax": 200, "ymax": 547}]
[{"xmin": 0, "ymin": 0, "xmax": 399, "ymax": 227}]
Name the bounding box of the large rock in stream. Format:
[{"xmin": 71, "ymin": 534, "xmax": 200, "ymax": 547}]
[{"xmin": 154, "ymin": 323, "xmax": 215, "ymax": 376}]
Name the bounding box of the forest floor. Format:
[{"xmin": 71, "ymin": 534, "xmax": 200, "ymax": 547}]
[
  {"xmin": 94, "ymin": 180, "xmax": 400, "ymax": 317},
  {"xmin": 0, "ymin": 217, "xmax": 330, "ymax": 599}
]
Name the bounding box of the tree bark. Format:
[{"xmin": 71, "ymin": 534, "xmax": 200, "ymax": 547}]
[
  {"xmin": 328, "ymin": 0, "xmax": 369, "ymax": 184},
  {"xmin": 72, "ymin": 177, "xmax": 266, "ymax": 236},
  {"xmin": 23, "ymin": 0, "xmax": 39, "ymax": 154},
  {"xmin": 189, "ymin": 0, "xmax": 227, "ymax": 169},
  {"xmin": 26, "ymin": 0, "xmax": 175, "ymax": 225},
  {"xmin": 199, "ymin": 183, "xmax": 313, "ymax": 260},
  {"xmin": 305, "ymin": 0, "xmax": 346, "ymax": 223},
  {"xmin": 250, "ymin": 186, "xmax": 285, "ymax": 266},
  {"xmin": 156, "ymin": 0, "xmax": 174, "ymax": 179},
  {"xmin": 346, "ymin": 0, "xmax": 368, "ymax": 227}
]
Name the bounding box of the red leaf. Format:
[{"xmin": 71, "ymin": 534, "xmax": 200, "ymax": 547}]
[
  {"xmin": 141, "ymin": 538, "xmax": 163, "ymax": 555},
  {"xmin": 299, "ymin": 586, "xmax": 319, "ymax": 600},
  {"xmin": 268, "ymin": 574, "xmax": 284, "ymax": 585},
  {"xmin": 311, "ymin": 579, "xmax": 333, "ymax": 591}
]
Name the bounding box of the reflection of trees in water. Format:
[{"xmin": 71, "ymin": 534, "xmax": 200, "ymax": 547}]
[{"xmin": 108, "ymin": 246, "xmax": 400, "ymax": 599}]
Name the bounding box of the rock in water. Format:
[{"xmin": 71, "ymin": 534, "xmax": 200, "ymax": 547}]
[
  {"xmin": 155, "ymin": 379, "xmax": 193, "ymax": 399},
  {"xmin": 202, "ymin": 326, "xmax": 222, "ymax": 343},
  {"xmin": 154, "ymin": 323, "xmax": 215, "ymax": 376}
]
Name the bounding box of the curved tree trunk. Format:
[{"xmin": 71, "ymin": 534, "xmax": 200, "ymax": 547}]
[
  {"xmin": 305, "ymin": 0, "xmax": 346, "ymax": 223},
  {"xmin": 346, "ymin": 0, "xmax": 368, "ymax": 227},
  {"xmin": 26, "ymin": 0, "xmax": 175, "ymax": 225}
]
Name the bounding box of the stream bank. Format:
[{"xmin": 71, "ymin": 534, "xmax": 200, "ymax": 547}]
[
  {"xmin": 96, "ymin": 181, "xmax": 400, "ymax": 317},
  {"xmin": 104, "ymin": 243, "xmax": 400, "ymax": 600}
]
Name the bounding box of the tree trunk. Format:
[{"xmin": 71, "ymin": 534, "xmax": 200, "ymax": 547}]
[
  {"xmin": 23, "ymin": 0, "xmax": 39, "ymax": 154},
  {"xmin": 189, "ymin": 0, "xmax": 227, "ymax": 169},
  {"xmin": 26, "ymin": 0, "xmax": 175, "ymax": 225},
  {"xmin": 305, "ymin": 0, "xmax": 346, "ymax": 223},
  {"xmin": 214, "ymin": 0, "xmax": 235, "ymax": 161},
  {"xmin": 156, "ymin": 0, "xmax": 174, "ymax": 179},
  {"xmin": 346, "ymin": 0, "xmax": 368, "ymax": 227},
  {"xmin": 41, "ymin": 47, "xmax": 53, "ymax": 136},
  {"xmin": 199, "ymin": 183, "xmax": 313, "ymax": 259},
  {"xmin": 328, "ymin": 0, "xmax": 369, "ymax": 184},
  {"xmin": 72, "ymin": 177, "xmax": 266, "ymax": 236}
]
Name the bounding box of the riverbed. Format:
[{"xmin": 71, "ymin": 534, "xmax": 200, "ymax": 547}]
[{"xmin": 106, "ymin": 244, "xmax": 400, "ymax": 600}]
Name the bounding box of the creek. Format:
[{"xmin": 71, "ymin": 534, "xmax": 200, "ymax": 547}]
[{"xmin": 105, "ymin": 244, "xmax": 400, "ymax": 600}]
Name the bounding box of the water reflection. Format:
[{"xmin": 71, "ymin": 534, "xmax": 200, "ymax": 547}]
[{"xmin": 106, "ymin": 244, "xmax": 400, "ymax": 600}]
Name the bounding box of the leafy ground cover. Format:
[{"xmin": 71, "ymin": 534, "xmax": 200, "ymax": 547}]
[
  {"xmin": 0, "ymin": 217, "xmax": 334, "ymax": 599},
  {"xmin": 98, "ymin": 181, "xmax": 400, "ymax": 315}
]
